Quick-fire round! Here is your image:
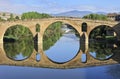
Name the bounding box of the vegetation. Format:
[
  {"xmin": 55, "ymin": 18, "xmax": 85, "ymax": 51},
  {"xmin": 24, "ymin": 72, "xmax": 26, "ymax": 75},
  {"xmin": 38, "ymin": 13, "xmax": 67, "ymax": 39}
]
[
  {"xmin": 36, "ymin": 23, "xmax": 40, "ymax": 32},
  {"xmin": 7, "ymin": 13, "xmax": 15, "ymax": 21},
  {"xmin": 89, "ymin": 25, "xmax": 116, "ymax": 41},
  {"xmin": 2, "ymin": 13, "xmax": 6, "ymax": 16},
  {"xmin": 89, "ymin": 41, "xmax": 114, "ymax": 60},
  {"xmin": 4, "ymin": 25, "xmax": 33, "ymax": 41},
  {"xmin": 21, "ymin": 12, "xmax": 52, "ymax": 20},
  {"xmin": 4, "ymin": 38, "xmax": 34, "ymax": 60},
  {"xmin": 15, "ymin": 16, "xmax": 20, "ymax": 20},
  {"xmin": 0, "ymin": 17, "xmax": 5, "ymax": 21},
  {"xmin": 3, "ymin": 24, "xmax": 34, "ymax": 60},
  {"xmin": 83, "ymin": 14, "xmax": 108, "ymax": 20},
  {"xmin": 43, "ymin": 22, "xmax": 63, "ymax": 50}
]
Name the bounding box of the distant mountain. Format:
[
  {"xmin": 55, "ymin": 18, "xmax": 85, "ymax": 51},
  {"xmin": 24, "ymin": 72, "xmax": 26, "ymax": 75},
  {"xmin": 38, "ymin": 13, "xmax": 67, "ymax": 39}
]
[
  {"xmin": 96, "ymin": 12, "xmax": 107, "ymax": 15},
  {"xmin": 52, "ymin": 10, "xmax": 107, "ymax": 17}
]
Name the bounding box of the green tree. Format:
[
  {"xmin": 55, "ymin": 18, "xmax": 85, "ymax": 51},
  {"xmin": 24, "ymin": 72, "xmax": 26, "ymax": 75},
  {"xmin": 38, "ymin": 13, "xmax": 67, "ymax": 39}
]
[
  {"xmin": 15, "ymin": 16, "xmax": 20, "ymax": 20},
  {"xmin": 7, "ymin": 13, "xmax": 15, "ymax": 21},
  {"xmin": 43, "ymin": 22, "xmax": 63, "ymax": 50},
  {"xmin": 4, "ymin": 25, "xmax": 33, "ymax": 40},
  {"xmin": 21, "ymin": 12, "xmax": 52, "ymax": 20},
  {"xmin": 3, "ymin": 13, "xmax": 6, "ymax": 16},
  {"xmin": 36, "ymin": 23, "xmax": 40, "ymax": 32},
  {"xmin": 83, "ymin": 14, "xmax": 108, "ymax": 21}
]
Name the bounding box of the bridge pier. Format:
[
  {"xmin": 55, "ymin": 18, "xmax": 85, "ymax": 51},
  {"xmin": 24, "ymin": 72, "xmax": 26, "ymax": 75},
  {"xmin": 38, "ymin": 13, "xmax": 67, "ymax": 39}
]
[
  {"xmin": 0, "ymin": 39, "xmax": 2, "ymax": 43},
  {"xmin": 80, "ymin": 32, "xmax": 89, "ymax": 45}
]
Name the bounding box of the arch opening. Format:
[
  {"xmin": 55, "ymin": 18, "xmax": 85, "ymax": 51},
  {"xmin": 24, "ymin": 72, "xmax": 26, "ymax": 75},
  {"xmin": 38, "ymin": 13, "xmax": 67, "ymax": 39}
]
[
  {"xmin": 89, "ymin": 25, "xmax": 117, "ymax": 60},
  {"xmin": 35, "ymin": 23, "xmax": 40, "ymax": 32},
  {"xmin": 3, "ymin": 25, "xmax": 34, "ymax": 61},
  {"xmin": 82, "ymin": 22, "xmax": 87, "ymax": 32},
  {"xmin": 43, "ymin": 21, "xmax": 80, "ymax": 63}
]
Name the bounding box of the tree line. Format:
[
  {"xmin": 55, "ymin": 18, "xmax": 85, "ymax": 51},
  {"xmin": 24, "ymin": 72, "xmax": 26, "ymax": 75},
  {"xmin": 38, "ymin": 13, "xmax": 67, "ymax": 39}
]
[
  {"xmin": 0, "ymin": 12, "xmax": 52, "ymax": 21},
  {"xmin": 83, "ymin": 14, "xmax": 108, "ymax": 20},
  {"xmin": 21, "ymin": 12, "xmax": 52, "ymax": 20}
]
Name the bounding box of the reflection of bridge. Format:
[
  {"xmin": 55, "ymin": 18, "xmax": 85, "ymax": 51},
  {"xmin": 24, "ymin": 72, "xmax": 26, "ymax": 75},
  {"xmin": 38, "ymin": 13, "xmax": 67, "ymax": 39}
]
[
  {"xmin": 0, "ymin": 18, "xmax": 120, "ymax": 68},
  {"xmin": 0, "ymin": 43, "xmax": 120, "ymax": 69}
]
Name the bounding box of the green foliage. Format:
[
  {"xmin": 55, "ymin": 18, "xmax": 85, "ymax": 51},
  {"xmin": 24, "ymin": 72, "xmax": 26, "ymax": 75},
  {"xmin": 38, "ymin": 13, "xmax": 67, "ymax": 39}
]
[
  {"xmin": 89, "ymin": 26, "xmax": 113, "ymax": 39},
  {"xmin": 15, "ymin": 16, "xmax": 20, "ymax": 20},
  {"xmin": 3, "ymin": 13, "xmax": 6, "ymax": 16},
  {"xmin": 4, "ymin": 38, "xmax": 34, "ymax": 60},
  {"xmin": 21, "ymin": 12, "xmax": 52, "ymax": 20},
  {"xmin": 4, "ymin": 25, "xmax": 33, "ymax": 40},
  {"xmin": 36, "ymin": 23, "xmax": 40, "ymax": 32},
  {"xmin": 43, "ymin": 22, "xmax": 63, "ymax": 50},
  {"xmin": 0, "ymin": 17, "xmax": 5, "ymax": 21},
  {"xmin": 89, "ymin": 42, "xmax": 114, "ymax": 60},
  {"xmin": 83, "ymin": 14, "xmax": 108, "ymax": 21},
  {"xmin": 7, "ymin": 13, "xmax": 15, "ymax": 21},
  {"xmin": 3, "ymin": 25, "xmax": 34, "ymax": 60}
]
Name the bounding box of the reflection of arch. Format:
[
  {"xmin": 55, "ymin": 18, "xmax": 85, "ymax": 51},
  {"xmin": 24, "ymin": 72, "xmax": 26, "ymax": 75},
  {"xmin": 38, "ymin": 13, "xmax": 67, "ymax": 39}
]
[{"xmin": 89, "ymin": 25, "xmax": 117, "ymax": 39}]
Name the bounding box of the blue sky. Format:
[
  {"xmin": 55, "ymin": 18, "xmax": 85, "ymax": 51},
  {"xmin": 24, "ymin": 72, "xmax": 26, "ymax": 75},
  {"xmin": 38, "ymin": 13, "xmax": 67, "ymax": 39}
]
[{"xmin": 0, "ymin": 0, "xmax": 120, "ymax": 14}]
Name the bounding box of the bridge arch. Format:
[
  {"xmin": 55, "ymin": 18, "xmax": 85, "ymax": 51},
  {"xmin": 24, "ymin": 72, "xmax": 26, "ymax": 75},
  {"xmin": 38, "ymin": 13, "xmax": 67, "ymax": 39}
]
[
  {"xmin": 0, "ymin": 24, "xmax": 36, "ymax": 43},
  {"xmin": 41, "ymin": 20, "xmax": 82, "ymax": 35},
  {"xmin": 89, "ymin": 25, "xmax": 117, "ymax": 40},
  {"xmin": 3, "ymin": 25, "xmax": 34, "ymax": 61},
  {"xmin": 42, "ymin": 20, "xmax": 81, "ymax": 63},
  {"xmin": 81, "ymin": 22, "xmax": 87, "ymax": 32},
  {"xmin": 3, "ymin": 24, "xmax": 34, "ymax": 39}
]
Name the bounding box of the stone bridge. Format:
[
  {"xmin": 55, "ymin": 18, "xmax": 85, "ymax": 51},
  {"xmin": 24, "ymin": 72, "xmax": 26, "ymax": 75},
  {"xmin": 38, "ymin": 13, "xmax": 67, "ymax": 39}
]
[
  {"xmin": 0, "ymin": 18, "xmax": 120, "ymax": 44},
  {"xmin": 0, "ymin": 18, "xmax": 120, "ymax": 68}
]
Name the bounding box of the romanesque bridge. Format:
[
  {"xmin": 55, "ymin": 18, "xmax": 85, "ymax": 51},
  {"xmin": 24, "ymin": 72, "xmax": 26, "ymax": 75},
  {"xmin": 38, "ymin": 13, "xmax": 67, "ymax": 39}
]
[
  {"xmin": 0, "ymin": 18, "xmax": 120, "ymax": 44},
  {"xmin": 0, "ymin": 18, "xmax": 120, "ymax": 68}
]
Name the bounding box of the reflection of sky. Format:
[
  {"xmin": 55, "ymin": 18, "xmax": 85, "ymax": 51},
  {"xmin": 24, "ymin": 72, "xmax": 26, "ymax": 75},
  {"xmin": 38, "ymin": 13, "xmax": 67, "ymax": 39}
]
[
  {"xmin": 45, "ymin": 33, "xmax": 80, "ymax": 63},
  {"xmin": 14, "ymin": 53, "xmax": 27, "ymax": 60},
  {"xmin": 89, "ymin": 52, "xmax": 113, "ymax": 60},
  {"xmin": 36, "ymin": 53, "xmax": 40, "ymax": 61},
  {"xmin": 81, "ymin": 54, "xmax": 86, "ymax": 63}
]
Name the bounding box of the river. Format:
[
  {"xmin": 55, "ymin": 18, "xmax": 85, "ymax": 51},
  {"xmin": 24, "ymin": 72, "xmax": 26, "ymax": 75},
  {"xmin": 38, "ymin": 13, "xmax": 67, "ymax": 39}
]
[{"xmin": 1, "ymin": 31, "xmax": 120, "ymax": 79}]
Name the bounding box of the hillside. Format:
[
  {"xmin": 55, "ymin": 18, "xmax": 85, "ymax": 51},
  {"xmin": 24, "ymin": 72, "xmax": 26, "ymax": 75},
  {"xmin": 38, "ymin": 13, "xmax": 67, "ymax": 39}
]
[{"xmin": 52, "ymin": 10, "xmax": 107, "ymax": 17}]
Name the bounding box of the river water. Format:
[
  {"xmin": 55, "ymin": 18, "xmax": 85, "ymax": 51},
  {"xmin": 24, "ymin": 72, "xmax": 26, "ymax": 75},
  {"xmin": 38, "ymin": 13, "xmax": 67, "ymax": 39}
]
[
  {"xmin": 0, "ymin": 64, "xmax": 120, "ymax": 79},
  {"xmin": 1, "ymin": 31, "xmax": 120, "ymax": 79}
]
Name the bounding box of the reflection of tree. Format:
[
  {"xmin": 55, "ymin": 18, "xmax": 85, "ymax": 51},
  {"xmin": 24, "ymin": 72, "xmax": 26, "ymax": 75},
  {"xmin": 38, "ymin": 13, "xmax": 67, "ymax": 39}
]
[
  {"xmin": 89, "ymin": 41, "xmax": 114, "ymax": 60},
  {"xmin": 43, "ymin": 22, "xmax": 63, "ymax": 50},
  {"xmin": 107, "ymin": 64, "xmax": 120, "ymax": 79},
  {"xmin": 4, "ymin": 38, "xmax": 34, "ymax": 60}
]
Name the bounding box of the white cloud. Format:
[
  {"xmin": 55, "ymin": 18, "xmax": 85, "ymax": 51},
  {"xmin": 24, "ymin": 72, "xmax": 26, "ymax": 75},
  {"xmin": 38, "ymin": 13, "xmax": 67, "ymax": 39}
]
[{"xmin": 0, "ymin": 0, "xmax": 119, "ymax": 14}]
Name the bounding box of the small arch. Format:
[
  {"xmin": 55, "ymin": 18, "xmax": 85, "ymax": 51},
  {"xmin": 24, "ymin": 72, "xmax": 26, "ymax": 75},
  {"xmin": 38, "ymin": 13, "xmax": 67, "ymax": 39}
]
[
  {"xmin": 35, "ymin": 23, "xmax": 40, "ymax": 32},
  {"xmin": 82, "ymin": 22, "xmax": 87, "ymax": 32}
]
